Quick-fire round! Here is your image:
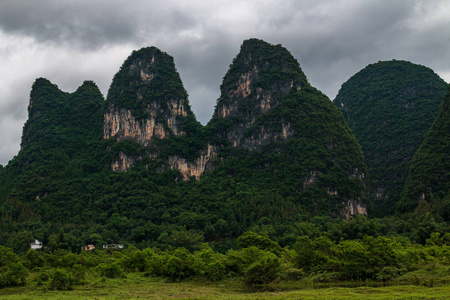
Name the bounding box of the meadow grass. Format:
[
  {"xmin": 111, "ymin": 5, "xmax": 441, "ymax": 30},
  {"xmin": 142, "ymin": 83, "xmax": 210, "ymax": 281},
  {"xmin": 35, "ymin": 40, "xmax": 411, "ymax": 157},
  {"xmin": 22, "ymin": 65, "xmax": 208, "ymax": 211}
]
[{"xmin": 1, "ymin": 272, "xmax": 449, "ymax": 300}]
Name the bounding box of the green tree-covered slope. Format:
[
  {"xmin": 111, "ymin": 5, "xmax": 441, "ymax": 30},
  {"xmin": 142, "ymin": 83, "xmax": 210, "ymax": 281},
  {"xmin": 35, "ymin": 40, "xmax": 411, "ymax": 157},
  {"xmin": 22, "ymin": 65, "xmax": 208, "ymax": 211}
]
[
  {"xmin": 334, "ymin": 60, "xmax": 448, "ymax": 215},
  {"xmin": 0, "ymin": 40, "xmax": 374, "ymax": 250},
  {"xmin": 206, "ymin": 39, "xmax": 368, "ymax": 217},
  {"xmin": 0, "ymin": 79, "xmax": 106, "ymax": 245},
  {"xmin": 399, "ymin": 84, "xmax": 450, "ymax": 217}
]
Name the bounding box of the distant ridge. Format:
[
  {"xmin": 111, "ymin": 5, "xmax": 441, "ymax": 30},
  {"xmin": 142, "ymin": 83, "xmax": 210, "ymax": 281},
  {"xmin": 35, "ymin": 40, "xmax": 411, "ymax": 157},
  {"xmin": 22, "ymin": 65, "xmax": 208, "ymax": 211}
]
[
  {"xmin": 334, "ymin": 60, "xmax": 448, "ymax": 215},
  {"xmin": 399, "ymin": 84, "xmax": 450, "ymax": 216}
]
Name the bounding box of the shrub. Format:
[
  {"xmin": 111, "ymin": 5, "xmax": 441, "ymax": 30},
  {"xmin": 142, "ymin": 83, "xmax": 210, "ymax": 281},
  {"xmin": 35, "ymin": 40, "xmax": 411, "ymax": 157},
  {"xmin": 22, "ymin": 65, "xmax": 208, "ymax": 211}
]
[
  {"xmin": 237, "ymin": 231, "xmax": 282, "ymax": 255},
  {"xmin": 71, "ymin": 264, "xmax": 86, "ymax": 284},
  {"xmin": 98, "ymin": 262, "xmax": 125, "ymax": 278},
  {"xmin": 293, "ymin": 236, "xmax": 324, "ymax": 273},
  {"xmin": 34, "ymin": 268, "xmax": 51, "ymax": 286},
  {"xmin": 164, "ymin": 250, "xmax": 197, "ymax": 282},
  {"xmin": 375, "ymin": 266, "xmax": 406, "ymax": 282},
  {"xmin": 121, "ymin": 249, "xmax": 149, "ymax": 272},
  {"xmin": 205, "ymin": 261, "xmax": 227, "ymax": 281},
  {"xmin": 281, "ymin": 267, "xmax": 305, "ymax": 281},
  {"xmin": 169, "ymin": 248, "xmax": 196, "ymax": 280},
  {"xmin": 49, "ymin": 269, "xmax": 73, "ymax": 290},
  {"xmin": 244, "ymin": 252, "xmax": 281, "ymax": 285},
  {"xmin": 24, "ymin": 249, "xmax": 44, "ymax": 270},
  {"xmin": 224, "ymin": 246, "xmax": 265, "ymax": 275},
  {"xmin": 0, "ymin": 262, "xmax": 28, "ymax": 288}
]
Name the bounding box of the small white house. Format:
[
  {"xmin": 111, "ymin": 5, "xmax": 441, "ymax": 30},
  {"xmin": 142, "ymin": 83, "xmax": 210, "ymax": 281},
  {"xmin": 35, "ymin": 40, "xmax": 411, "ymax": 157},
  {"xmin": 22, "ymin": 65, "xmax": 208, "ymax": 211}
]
[
  {"xmin": 103, "ymin": 244, "xmax": 124, "ymax": 249},
  {"xmin": 30, "ymin": 239, "xmax": 43, "ymax": 250}
]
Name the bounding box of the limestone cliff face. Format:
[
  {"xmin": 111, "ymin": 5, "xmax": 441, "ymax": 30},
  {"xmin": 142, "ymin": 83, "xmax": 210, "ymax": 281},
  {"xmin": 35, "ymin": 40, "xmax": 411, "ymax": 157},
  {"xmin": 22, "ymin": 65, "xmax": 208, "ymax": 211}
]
[
  {"xmin": 103, "ymin": 98, "xmax": 188, "ymax": 145},
  {"xmin": 166, "ymin": 144, "xmax": 217, "ymax": 180},
  {"xmin": 104, "ymin": 47, "xmax": 190, "ymax": 145},
  {"xmin": 104, "ymin": 47, "xmax": 213, "ymax": 176},
  {"xmin": 302, "ymin": 168, "xmax": 368, "ymax": 218},
  {"xmin": 101, "ymin": 40, "xmax": 369, "ymax": 218},
  {"xmin": 342, "ymin": 200, "xmax": 368, "ymax": 218},
  {"xmin": 112, "ymin": 151, "xmax": 139, "ymax": 172},
  {"xmin": 212, "ymin": 39, "xmax": 306, "ymax": 150}
]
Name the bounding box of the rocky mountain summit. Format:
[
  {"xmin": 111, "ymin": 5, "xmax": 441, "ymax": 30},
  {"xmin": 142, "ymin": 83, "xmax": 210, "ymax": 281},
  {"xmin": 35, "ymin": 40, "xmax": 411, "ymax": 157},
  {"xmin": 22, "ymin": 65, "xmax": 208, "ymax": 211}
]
[
  {"xmin": 103, "ymin": 47, "xmax": 204, "ymax": 174},
  {"xmin": 209, "ymin": 39, "xmax": 306, "ymax": 149}
]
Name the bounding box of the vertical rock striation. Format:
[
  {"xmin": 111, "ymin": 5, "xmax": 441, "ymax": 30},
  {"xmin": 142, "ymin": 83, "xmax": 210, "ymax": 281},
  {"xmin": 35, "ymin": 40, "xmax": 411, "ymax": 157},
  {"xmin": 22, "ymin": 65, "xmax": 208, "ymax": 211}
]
[
  {"xmin": 210, "ymin": 39, "xmax": 305, "ymax": 149},
  {"xmin": 103, "ymin": 47, "xmax": 208, "ymax": 175},
  {"xmin": 104, "ymin": 47, "xmax": 191, "ymax": 144}
]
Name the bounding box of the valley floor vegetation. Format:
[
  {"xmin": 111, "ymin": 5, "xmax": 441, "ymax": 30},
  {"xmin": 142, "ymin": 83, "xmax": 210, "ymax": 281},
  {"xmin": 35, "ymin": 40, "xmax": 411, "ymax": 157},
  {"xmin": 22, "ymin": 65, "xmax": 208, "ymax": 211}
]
[{"xmin": 1, "ymin": 230, "xmax": 450, "ymax": 299}]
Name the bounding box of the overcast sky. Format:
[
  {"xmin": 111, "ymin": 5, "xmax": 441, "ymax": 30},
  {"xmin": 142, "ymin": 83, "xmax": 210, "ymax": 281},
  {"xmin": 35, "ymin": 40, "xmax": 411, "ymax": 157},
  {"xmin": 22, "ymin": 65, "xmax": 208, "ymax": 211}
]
[{"xmin": 1, "ymin": 0, "xmax": 449, "ymax": 166}]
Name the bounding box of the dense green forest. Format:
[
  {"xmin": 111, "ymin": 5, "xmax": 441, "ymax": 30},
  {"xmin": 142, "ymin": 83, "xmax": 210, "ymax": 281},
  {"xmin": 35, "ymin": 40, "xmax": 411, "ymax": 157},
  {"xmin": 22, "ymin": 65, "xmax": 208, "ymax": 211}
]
[
  {"xmin": 0, "ymin": 40, "xmax": 449, "ymax": 294},
  {"xmin": 0, "ymin": 39, "xmax": 372, "ymax": 250},
  {"xmin": 334, "ymin": 61, "xmax": 448, "ymax": 215},
  {"xmin": 1, "ymin": 230, "xmax": 449, "ymax": 292},
  {"xmin": 399, "ymin": 85, "xmax": 450, "ymax": 215}
]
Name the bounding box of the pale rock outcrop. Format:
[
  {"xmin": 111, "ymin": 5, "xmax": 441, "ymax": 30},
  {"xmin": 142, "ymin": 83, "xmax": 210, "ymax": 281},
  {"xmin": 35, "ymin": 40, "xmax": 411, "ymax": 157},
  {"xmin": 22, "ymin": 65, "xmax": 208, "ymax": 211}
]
[
  {"xmin": 216, "ymin": 63, "xmax": 300, "ymax": 150},
  {"xmin": 103, "ymin": 98, "xmax": 187, "ymax": 145},
  {"xmin": 112, "ymin": 152, "xmax": 138, "ymax": 172},
  {"xmin": 303, "ymin": 170, "xmax": 320, "ymax": 189},
  {"xmin": 166, "ymin": 144, "xmax": 218, "ymax": 180},
  {"xmin": 342, "ymin": 199, "xmax": 368, "ymax": 218},
  {"xmin": 238, "ymin": 122, "xmax": 293, "ymax": 150},
  {"xmin": 104, "ymin": 47, "xmax": 197, "ymax": 174}
]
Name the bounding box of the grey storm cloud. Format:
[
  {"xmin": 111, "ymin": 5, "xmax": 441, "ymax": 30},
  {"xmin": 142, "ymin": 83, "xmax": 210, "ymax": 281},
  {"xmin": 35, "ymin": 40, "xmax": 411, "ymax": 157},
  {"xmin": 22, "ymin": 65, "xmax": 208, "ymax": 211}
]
[
  {"xmin": 0, "ymin": 0, "xmax": 202, "ymax": 49},
  {"xmin": 0, "ymin": 0, "xmax": 449, "ymax": 165}
]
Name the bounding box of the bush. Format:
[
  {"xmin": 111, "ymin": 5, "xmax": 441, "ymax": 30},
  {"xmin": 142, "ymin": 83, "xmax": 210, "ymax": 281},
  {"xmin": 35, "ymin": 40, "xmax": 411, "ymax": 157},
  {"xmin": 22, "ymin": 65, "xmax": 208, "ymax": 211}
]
[
  {"xmin": 244, "ymin": 252, "xmax": 281, "ymax": 285},
  {"xmin": 98, "ymin": 262, "xmax": 125, "ymax": 278},
  {"xmin": 165, "ymin": 256, "xmax": 186, "ymax": 281},
  {"xmin": 34, "ymin": 267, "xmax": 51, "ymax": 286},
  {"xmin": 49, "ymin": 269, "xmax": 73, "ymax": 290},
  {"xmin": 375, "ymin": 266, "xmax": 406, "ymax": 282},
  {"xmin": 24, "ymin": 249, "xmax": 44, "ymax": 269},
  {"xmin": 121, "ymin": 249, "xmax": 149, "ymax": 272},
  {"xmin": 164, "ymin": 248, "xmax": 197, "ymax": 282},
  {"xmin": 237, "ymin": 231, "xmax": 282, "ymax": 255},
  {"xmin": 205, "ymin": 261, "xmax": 227, "ymax": 281},
  {"xmin": 281, "ymin": 267, "xmax": 305, "ymax": 281},
  {"xmin": 71, "ymin": 264, "xmax": 86, "ymax": 284},
  {"xmin": 0, "ymin": 262, "xmax": 28, "ymax": 288},
  {"xmin": 224, "ymin": 246, "xmax": 264, "ymax": 275},
  {"xmin": 143, "ymin": 249, "xmax": 165, "ymax": 276}
]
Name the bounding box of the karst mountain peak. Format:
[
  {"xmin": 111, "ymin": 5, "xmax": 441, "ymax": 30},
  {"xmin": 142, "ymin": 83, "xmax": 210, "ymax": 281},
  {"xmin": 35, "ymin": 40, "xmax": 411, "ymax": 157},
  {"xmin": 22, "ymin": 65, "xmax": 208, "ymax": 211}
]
[
  {"xmin": 1, "ymin": 39, "xmax": 449, "ymax": 288},
  {"xmin": 100, "ymin": 38, "xmax": 368, "ymax": 217},
  {"xmin": 7, "ymin": 37, "xmax": 422, "ymax": 248}
]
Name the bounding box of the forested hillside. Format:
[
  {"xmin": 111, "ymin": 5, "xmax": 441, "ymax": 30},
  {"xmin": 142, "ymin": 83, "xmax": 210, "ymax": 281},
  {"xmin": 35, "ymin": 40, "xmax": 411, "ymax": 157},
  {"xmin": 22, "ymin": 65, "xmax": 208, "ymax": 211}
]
[
  {"xmin": 334, "ymin": 61, "xmax": 448, "ymax": 215},
  {"xmin": 1, "ymin": 39, "xmax": 450, "ymax": 296},
  {"xmin": 205, "ymin": 39, "xmax": 368, "ymax": 217},
  {"xmin": 0, "ymin": 39, "xmax": 369, "ymax": 251},
  {"xmin": 0, "ymin": 40, "xmax": 448, "ymax": 261},
  {"xmin": 399, "ymin": 84, "xmax": 450, "ymax": 216}
]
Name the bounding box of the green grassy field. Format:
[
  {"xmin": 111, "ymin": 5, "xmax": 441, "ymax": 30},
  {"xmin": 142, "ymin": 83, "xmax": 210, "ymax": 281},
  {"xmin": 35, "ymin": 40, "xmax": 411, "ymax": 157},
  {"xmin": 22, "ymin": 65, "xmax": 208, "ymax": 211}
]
[{"xmin": 1, "ymin": 273, "xmax": 449, "ymax": 300}]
